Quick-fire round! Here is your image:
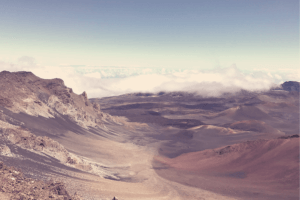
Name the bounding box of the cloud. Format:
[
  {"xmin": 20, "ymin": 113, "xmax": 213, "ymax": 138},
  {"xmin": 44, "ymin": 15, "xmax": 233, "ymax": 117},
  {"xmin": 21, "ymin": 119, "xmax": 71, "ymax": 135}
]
[
  {"xmin": 0, "ymin": 58, "xmax": 299, "ymax": 98},
  {"xmin": 0, "ymin": 56, "xmax": 41, "ymax": 74},
  {"xmin": 84, "ymin": 72, "xmax": 102, "ymax": 79},
  {"xmin": 17, "ymin": 56, "xmax": 37, "ymax": 67}
]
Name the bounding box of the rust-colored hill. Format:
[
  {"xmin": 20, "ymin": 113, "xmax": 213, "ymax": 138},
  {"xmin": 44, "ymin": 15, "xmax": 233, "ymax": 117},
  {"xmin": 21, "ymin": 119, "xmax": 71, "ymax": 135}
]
[{"xmin": 154, "ymin": 136, "xmax": 300, "ymax": 200}]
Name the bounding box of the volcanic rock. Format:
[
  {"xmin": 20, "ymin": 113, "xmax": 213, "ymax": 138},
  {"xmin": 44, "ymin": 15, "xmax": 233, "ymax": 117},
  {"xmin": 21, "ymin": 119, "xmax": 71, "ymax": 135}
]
[
  {"xmin": 0, "ymin": 71, "xmax": 106, "ymax": 129},
  {"xmin": 0, "ymin": 145, "xmax": 13, "ymax": 157},
  {"xmin": 281, "ymin": 81, "xmax": 300, "ymax": 92},
  {"xmin": 0, "ymin": 161, "xmax": 80, "ymax": 200}
]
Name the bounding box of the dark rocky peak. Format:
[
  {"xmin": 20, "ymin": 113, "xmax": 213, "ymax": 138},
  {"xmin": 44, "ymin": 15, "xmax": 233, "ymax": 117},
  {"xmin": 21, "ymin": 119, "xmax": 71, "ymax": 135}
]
[
  {"xmin": 0, "ymin": 70, "xmax": 12, "ymax": 77},
  {"xmin": 82, "ymin": 91, "xmax": 88, "ymax": 100},
  {"xmin": 32, "ymin": 78, "xmax": 66, "ymax": 90},
  {"xmin": 42, "ymin": 78, "xmax": 70, "ymax": 92},
  {"xmin": 45, "ymin": 78, "xmax": 65, "ymax": 88},
  {"xmin": 0, "ymin": 71, "xmax": 39, "ymax": 83},
  {"xmin": 14, "ymin": 71, "xmax": 35, "ymax": 77},
  {"xmin": 281, "ymin": 81, "xmax": 299, "ymax": 92},
  {"xmin": 0, "ymin": 71, "xmax": 66, "ymax": 89}
]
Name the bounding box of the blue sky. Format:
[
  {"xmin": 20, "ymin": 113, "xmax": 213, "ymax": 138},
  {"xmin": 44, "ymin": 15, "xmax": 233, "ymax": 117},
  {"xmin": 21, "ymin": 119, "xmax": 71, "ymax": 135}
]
[
  {"xmin": 0, "ymin": 0, "xmax": 298, "ymax": 70},
  {"xmin": 0, "ymin": 0, "xmax": 298, "ymax": 97}
]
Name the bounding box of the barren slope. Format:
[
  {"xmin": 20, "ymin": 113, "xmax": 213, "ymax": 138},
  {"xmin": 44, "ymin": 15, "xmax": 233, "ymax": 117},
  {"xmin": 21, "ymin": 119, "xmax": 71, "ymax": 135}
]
[{"xmin": 154, "ymin": 136, "xmax": 299, "ymax": 200}]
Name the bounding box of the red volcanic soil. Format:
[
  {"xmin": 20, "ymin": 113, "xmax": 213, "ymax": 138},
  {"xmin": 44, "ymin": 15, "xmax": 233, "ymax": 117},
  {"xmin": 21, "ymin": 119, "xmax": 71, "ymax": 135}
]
[{"xmin": 154, "ymin": 136, "xmax": 299, "ymax": 200}]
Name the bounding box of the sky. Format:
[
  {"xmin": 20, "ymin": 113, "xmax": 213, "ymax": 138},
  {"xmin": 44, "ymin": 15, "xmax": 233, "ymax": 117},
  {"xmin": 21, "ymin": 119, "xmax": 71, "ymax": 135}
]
[{"xmin": 0, "ymin": 0, "xmax": 299, "ymax": 97}]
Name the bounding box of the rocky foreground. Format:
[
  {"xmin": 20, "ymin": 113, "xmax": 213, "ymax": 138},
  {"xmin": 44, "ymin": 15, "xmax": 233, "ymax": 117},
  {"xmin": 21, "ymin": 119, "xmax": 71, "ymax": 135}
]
[{"xmin": 0, "ymin": 161, "xmax": 81, "ymax": 200}]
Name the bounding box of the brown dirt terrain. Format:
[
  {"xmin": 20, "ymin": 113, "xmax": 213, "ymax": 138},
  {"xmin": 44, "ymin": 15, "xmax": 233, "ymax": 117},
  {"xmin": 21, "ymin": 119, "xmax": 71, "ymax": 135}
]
[
  {"xmin": 95, "ymin": 87, "xmax": 299, "ymax": 199},
  {"xmin": 154, "ymin": 136, "xmax": 299, "ymax": 200}
]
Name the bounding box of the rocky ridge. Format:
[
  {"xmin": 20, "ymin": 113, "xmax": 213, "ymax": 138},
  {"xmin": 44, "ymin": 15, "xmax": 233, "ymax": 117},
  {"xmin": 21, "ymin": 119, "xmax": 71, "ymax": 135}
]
[
  {"xmin": 0, "ymin": 71, "xmax": 123, "ymax": 187},
  {"xmin": 0, "ymin": 71, "xmax": 108, "ymax": 129}
]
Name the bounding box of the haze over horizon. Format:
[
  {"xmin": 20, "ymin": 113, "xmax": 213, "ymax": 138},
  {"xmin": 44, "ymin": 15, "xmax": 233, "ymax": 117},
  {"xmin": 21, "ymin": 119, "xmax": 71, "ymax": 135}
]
[
  {"xmin": 0, "ymin": 62, "xmax": 298, "ymax": 98},
  {"xmin": 0, "ymin": 0, "xmax": 299, "ymax": 97}
]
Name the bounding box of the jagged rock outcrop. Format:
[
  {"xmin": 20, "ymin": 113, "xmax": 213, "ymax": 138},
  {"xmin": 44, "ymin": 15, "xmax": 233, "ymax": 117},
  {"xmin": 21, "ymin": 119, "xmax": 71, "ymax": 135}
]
[{"xmin": 0, "ymin": 71, "xmax": 105, "ymax": 129}]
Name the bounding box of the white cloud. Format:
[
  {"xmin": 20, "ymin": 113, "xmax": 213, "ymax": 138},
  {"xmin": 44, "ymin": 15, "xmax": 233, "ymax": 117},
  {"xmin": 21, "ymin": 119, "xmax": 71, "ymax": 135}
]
[
  {"xmin": 274, "ymin": 74, "xmax": 282, "ymax": 80},
  {"xmin": 84, "ymin": 72, "xmax": 102, "ymax": 79},
  {"xmin": 0, "ymin": 58, "xmax": 299, "ymax": 98}
]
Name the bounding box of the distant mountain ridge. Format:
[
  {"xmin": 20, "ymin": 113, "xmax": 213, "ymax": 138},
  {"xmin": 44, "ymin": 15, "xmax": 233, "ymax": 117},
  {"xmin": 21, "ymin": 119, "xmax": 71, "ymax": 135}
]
[{"xmin": 281, "ymin": 81, "xmax": 300, "ymax": 92}]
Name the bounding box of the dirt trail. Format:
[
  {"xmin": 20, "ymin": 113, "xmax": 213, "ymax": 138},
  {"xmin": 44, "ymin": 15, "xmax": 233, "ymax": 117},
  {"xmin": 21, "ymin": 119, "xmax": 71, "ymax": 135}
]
[
  {"xmin": 40, "ymin": 123, "xmax": 237, "ymax": 200},
  {"xmin": 60, "ymin": 141, "xmax": 237, "ymax": 200}
]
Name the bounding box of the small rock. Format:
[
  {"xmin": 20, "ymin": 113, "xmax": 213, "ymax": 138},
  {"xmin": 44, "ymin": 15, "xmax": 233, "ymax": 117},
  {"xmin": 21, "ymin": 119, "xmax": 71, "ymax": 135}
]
[{"xmin": 93, "ymin": 102, "xmax": 101, "ymax": 110}]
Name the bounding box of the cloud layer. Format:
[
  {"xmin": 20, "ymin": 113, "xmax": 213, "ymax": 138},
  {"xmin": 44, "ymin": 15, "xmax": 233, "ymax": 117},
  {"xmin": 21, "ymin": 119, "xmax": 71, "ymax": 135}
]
[{"xmin": 0, "ymin": 58, "xmax": 299, "ymax": 98}]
